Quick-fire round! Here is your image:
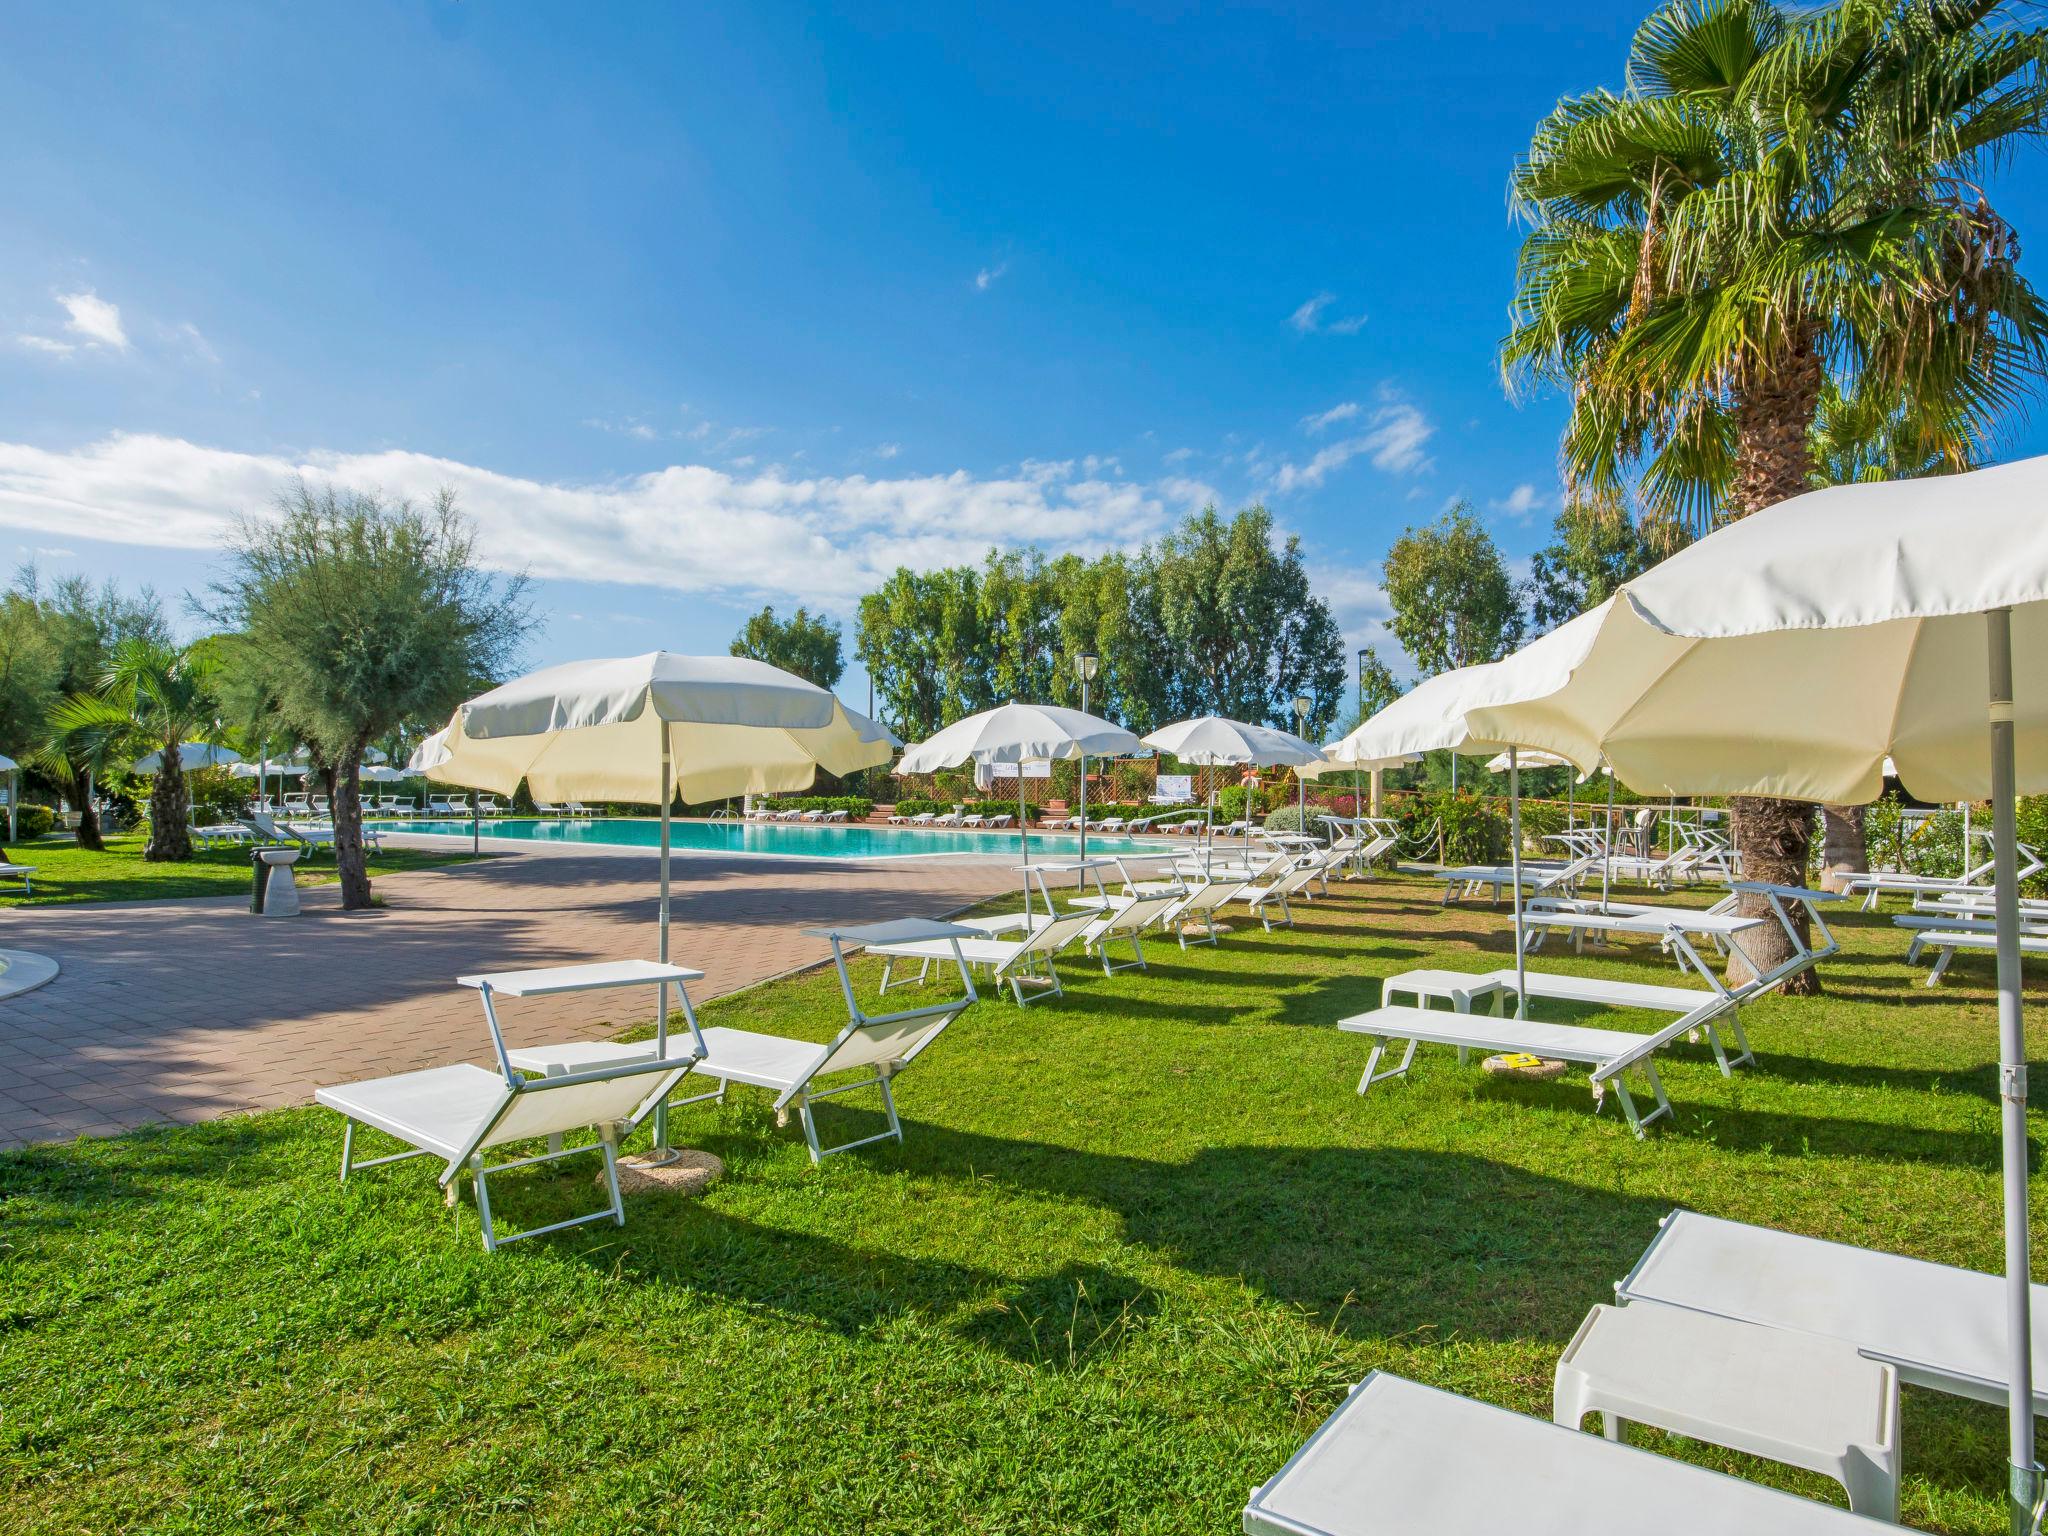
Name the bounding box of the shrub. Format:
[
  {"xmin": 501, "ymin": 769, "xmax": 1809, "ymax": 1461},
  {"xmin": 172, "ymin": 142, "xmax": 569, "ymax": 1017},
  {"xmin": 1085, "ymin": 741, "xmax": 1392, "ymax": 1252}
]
[
  {"xmin": 1261, "ymin": 805, "xmax": 1321, "ymax": 838},
  {"xmin": 1395, "ymin": 789, "xmax": 1507, "ymax": 866},
  {"xmin": 2, "ymin": 804, "xmax": 55, "ymax": 843}
]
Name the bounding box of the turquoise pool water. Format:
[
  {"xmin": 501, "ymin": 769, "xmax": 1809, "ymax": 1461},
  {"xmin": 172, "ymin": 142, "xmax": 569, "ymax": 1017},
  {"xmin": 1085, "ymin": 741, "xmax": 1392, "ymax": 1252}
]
[{"xmin": 371, "ymin": 817, "xmax": 1171, "ymax": 860}]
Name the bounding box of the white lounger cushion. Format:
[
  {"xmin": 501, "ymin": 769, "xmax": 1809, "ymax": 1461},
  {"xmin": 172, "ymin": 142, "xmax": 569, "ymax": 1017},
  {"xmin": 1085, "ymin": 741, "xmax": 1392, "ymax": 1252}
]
[
  {"xmin": 1483, "ymin": 969, "xmax": 1726, "ymax": 1014},
  {"xmin": 317, "ymin": 1064, "xmax": 509, "ymax": 1161},
  {"xmin": 1339, "ymin": 1005, "xmax": 1690, "ymax": 1072},
  {"xmin": 1243, "ymin": 1372, "xmax": 1874, "ymax": 1535},
  {"xmin": 1618, "ymin": 1211, "xmax": 2048, "ymax": 1412}
]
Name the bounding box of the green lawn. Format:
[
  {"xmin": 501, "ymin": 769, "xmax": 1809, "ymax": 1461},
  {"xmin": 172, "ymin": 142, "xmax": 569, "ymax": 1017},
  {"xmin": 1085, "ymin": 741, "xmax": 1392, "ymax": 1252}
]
[
  {"xmin": 3, "ymin": 871, "xmax": 2044, "ymax": 1533},
  {"xmin": 0, "ymin": 834, "xmax": 479, "ymax": 905}
]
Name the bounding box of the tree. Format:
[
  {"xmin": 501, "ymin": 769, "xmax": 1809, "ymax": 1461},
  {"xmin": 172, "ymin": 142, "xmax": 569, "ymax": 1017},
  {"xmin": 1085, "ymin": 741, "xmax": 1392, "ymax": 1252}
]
[
  {"xmin": 1501, "ymin": 0, "xmax": 2048, "ymax": 987},
  {"xmin": 49, "ymin": 636, "xmax": 223, "ymax": 861},
  {"xmin": 1525, "ymin": 497, "xmax": 1672, "ymax": 632},
  {"xmin": 857, "ymin": 567, "xmax": 991, "ymax": 741},
  {"xmin": 729, "ymin": 604, "xmax": 845, "ymax": 690},
  {"xmin": 1380, "ymin": 502, "xmax": 1525, "ymax": 676},
  {"xmin": 1348, "ymin": 646, "xmax": 1406, "ymax": 732},
  {"xmin": 209, "ymin": 482, "xmax": 532, "ymax": 908},
  {"xmin": 1147, "ymin": 506, "xmax": 1348, "ymax": 736},
  {"xmin": 854, "ymin": 506, "xmax": 1348, "ymax": 741},
  {"xmin": 23, "ymin": 570, "xmax": 170, "ymax": 850}
]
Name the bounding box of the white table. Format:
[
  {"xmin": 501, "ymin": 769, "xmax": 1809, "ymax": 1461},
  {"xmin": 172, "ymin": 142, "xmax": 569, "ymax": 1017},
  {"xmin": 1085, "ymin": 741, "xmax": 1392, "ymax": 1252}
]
[
  {"xmin": 1380, "ymin": 969, "xmax": 1507, "ymax": 1015},
  {"xmin": 1555, "ymin": 1303, "xmax": 1899, "ymax": 1522}
]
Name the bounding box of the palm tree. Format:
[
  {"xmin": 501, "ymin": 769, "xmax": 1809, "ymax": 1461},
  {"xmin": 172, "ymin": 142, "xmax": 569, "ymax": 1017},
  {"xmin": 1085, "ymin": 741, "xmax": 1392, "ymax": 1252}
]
[
  {"xmin": 1502, "ymin": 0, "xmax": 2048, "ymax": 989},
  {"xmin": 51, "ymin": 638, "xmax": 225, "ymax": 862}
]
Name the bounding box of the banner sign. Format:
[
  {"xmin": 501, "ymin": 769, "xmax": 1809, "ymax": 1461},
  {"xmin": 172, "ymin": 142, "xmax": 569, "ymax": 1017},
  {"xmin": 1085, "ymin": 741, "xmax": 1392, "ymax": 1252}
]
[{"xmin": 1156, "ymin": 774, "xmax": 1195, "ymax": 802}]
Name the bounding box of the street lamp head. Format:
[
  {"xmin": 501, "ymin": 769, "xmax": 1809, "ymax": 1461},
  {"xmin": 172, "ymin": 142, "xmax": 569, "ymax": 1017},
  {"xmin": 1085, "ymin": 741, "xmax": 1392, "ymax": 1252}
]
[
  {"xmin": 1292, "ymin": 693, "xmax": 1311, "ymax": 723},
  {"xmin": 1076, "ymin": 651, "xmax": 1100, "ymax": 683}
]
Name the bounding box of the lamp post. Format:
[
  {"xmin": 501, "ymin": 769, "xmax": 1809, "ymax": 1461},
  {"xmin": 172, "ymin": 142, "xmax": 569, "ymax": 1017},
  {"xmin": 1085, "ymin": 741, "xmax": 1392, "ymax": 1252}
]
[
  {"xmin": 1293, "ymin": 693, "xmax": 1311, "ymax": 835},
  {"xmin": 1076, "ymin": 651, "xmax": 1099, "ymax": 863}
]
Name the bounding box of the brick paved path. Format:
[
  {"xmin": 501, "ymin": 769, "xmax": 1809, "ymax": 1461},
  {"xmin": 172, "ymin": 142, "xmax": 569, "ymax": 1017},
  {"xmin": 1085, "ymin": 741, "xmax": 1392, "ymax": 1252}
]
[{"xmin": 0, "ymin": 847, "xmax": 1017, "ymax": 1146}]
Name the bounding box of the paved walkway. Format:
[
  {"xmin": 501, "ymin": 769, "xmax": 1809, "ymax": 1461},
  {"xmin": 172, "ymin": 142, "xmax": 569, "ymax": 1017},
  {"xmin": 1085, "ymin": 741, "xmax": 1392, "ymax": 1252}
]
[{"xmin": 0, "ymin": 846, "xmax": 1018, "ymax": 1146}]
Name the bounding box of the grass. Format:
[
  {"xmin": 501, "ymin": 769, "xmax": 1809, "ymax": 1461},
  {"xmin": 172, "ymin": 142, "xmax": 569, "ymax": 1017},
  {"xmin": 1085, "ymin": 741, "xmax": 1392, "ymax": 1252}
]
[
  {"xmin": 3, "ymin": 869, "xmax": 2046, "ymax": 1533},
  {"xmin": 0, "ymin": 834, "xmax": 480, "ymax": 906}
]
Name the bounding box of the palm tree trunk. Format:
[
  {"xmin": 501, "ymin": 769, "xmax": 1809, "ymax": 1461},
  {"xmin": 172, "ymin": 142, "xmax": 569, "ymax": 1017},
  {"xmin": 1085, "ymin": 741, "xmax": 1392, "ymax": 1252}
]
[
  {"xmin": 332, "ymin": 752, "xmax": 373, "ymax": 910},
  {"xmin": 1725, "ymin": 331, "xmax": 1827, "ymax": 992},
  {"xmin": 65, "ymin": 763, "xmax": 103, "ymax": 851},
  {"xmin": 1819, "ymin": 803, "xmax": 1868, "ymax": 892},
  {"xmin": 147, "ymin": 751, "xmax": 193, "ymax": 861}
]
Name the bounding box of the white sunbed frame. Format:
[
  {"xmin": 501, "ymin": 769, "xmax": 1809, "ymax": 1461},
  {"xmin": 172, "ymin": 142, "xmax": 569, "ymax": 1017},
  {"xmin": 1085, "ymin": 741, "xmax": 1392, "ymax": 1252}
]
[
  {"xmin": 874, "ymin": 907, "xmax": 1098, "ymax": 1006},
  {"xmin": 1436, "ymin": 853, "xmax": 1596, "ymax": 907},
  {"xmin": 317, "ymin": 958, "xmax": 708, "ymax": 1252},
  {"xmin": 1615, "ymin": 1209, "xmax": 2048, "ymax": 1418},
  {"xmin": 662, "ymin": 920, "xmax": 980, "ymax": 1163},
  {"xmin": 1242, "ymin": 1370, "xmax": 1875, "ymax": 1535},
  {"xmin": 1519, "ymin": 882, "xmax": 1842, "ymax": 987},
  {"xmin": 1338, "ymin": 998, "xmax": 1728, "ymax": 1137},
  {"xmin": 1905, "ymin": 924, "xmax": 2048, "ymax": 985},
  {"xmin": 1840, "ymin": 835, "xmax": 2043, "ymax": 911}
]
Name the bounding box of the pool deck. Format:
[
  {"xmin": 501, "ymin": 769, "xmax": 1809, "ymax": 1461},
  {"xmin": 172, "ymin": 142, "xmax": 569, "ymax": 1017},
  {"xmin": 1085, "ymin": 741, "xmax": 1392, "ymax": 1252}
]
[{"xmin": 0, "ymin": 843, "xmax": 1022, "ymax": 1148}]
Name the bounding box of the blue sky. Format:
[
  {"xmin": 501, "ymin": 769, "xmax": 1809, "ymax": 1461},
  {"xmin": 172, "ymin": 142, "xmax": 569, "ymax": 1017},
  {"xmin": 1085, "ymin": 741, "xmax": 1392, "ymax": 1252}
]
[{"xmin": 4, "ymin": 1, "xmax": 2045, "ymax": 709}]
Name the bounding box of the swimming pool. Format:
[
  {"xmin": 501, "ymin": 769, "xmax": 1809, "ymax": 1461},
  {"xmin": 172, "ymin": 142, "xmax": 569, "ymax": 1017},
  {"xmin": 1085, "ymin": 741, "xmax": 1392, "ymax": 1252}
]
[{"xmin": 370, "ymin": 817, "xmax": 1174, "ymax": 860}]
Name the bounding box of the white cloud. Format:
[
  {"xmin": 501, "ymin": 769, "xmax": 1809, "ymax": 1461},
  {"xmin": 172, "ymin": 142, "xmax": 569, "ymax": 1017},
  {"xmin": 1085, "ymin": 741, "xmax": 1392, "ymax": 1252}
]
[
  {"xmin": 975, "ymin": 262, "xmax": 1008, "ymax": 291},
  {"xmin": 1162, "ymin": 446, "xmax": 1194, "ymax": 465},
  {"xmin": 0, "ymin": 432, "xmax": 1187, "ymax": 613},
  {"xmin": 1488, "ymin": 482, "xmax": 1550, "ymax": 522},
  {"xmin": 584, "ymin": 416, "xmax": 663, "ymax": 441},
  {"xmin": 1270, "ymin": 438, "xmax": 1372, "ymax": 494},
  {"xmin": 1289, "ymin": 292, "xmax": 1367, "ymax": 336},
  {"xmin": 873, "ymin": 442, "xmax": 902, "ymax": 460},
  {"xmin": 1289, "ymin": 292, "xmax": 1333, "ymax": 333},
  {"xmin": 162, "ymin": 320, "xmax": 218, "ymax": 365},
  {"xmin": 14, "ymin": 334, "xmax": 74, "ymax": 357},
  {"xmin": 1268, "ymin": 394, "xmax": 1435, "ymax": 493},
  {"xmin": 1361, "ymin": 399, "xmax": 1434, "ymax": 474},
  {"xmin": 56, "ymin": 291, "xmax": 128, "ymax": 350},
  {"xmin": 1157, "ymin": 474, "xmax": 1220, "ymax": 513},
  {"xmin": 1300, "ymin": 401, "xmax": 1360, "ymax": 435}
]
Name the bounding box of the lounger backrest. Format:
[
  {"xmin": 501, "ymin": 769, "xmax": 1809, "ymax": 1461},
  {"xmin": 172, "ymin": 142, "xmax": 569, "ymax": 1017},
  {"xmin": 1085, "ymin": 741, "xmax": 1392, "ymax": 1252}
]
[
  {"xmin": 1100, "ymin": 891, "xmax": 1183, "ymax": 935},
  {"xmin": 1013, "ymin": 909, "xmax": 1097, "ymax": 965},
  {"xmin": 1180, "ymin": 876, "xmax": 1248, "ymax": 914},
  {"xmin": 462, "ymin": 1056, "xmax": 698, "ymax": 1162},
  {"xmin": 803, "ymin": 997, "xmax": 969, "ymax": 1088},
  {"xmin": 1591, "ymin": 995, "xmax": 1732, "ymax": 1082}
]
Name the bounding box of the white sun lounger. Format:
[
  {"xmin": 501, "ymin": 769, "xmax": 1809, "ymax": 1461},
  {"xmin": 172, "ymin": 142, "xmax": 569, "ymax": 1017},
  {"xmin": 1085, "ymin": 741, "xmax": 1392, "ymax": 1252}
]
[
  {"xmin": 1436, "ymin": 853, "xmax": 1595, "ymax": 906},
  {"xmin": 1231, "ymin": 858, "xmax": 1331, "ymax": 931},
  {"xmin": 1337, "ymin": 1000, "xmax": 1725, "ymax": 1136},
  {"xmin": 527, "ymin": 921, "xmax": 980, "ymax": 1165},
  {"xmin": 874, "ymin": 908, "xmax": 1098, "ymax": 1006},
  {"xmin": 1481, "ymin": 969, "xmax": 1755, "ymax": 1074},
  {"xmin": 1840, "ymin": 840, "xmax": 2042, "ymax": 911},
  {"xmin": 1616, "ymin": 1209, "xmax": 2048, "ymax": 1417},
  {"xmin": 1242, "ymin": 1371, "xmax": 1876, "ymax": 1536},
  {"xmin": 1077, "ymin": 890, "xmax": 1186, "ymax": 974},
  {"xmin": 1905, "ymin": 925, "xmax": 2048, "ymax": 985},
  {"xmin": 0, "ymin": 863, "xmax": 35, "ymax": 894},
  {"xmin": 506, "ymin": 925, "xmax": 978, "ymax": 1165},
  {"xmin": 317, "ymin": 959, "xmax": 709, "ymax": 1252}
]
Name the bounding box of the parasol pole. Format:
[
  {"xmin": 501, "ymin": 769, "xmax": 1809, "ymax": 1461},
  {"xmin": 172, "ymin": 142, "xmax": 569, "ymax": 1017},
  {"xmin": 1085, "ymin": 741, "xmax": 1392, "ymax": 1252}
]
[
  {"xmin": 1986, "ymin": 607, "xmax": 2038, "ymax": 1536},
  {"xmin": 1509, "ymin": 747, "xmax": 1526, "ymax": 1018}
]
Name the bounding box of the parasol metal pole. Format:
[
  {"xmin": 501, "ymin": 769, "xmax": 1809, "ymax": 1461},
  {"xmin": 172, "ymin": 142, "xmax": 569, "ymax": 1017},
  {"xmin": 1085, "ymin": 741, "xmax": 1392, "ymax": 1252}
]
[
  {"xmin": 650, "ymin": 732, "xmax": 678, "ymax": 1160},
  {"xmin": 1510, "ymin": 748, "xmax": 1526, "ymax": 1018},
  {"xmin": 1603, "ymin": 766, "xmax": 1616, "ymax": 915},
  {"xmin": 1987, "ymin": 607, "xmax": 2039, "ymax": 1536}
]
